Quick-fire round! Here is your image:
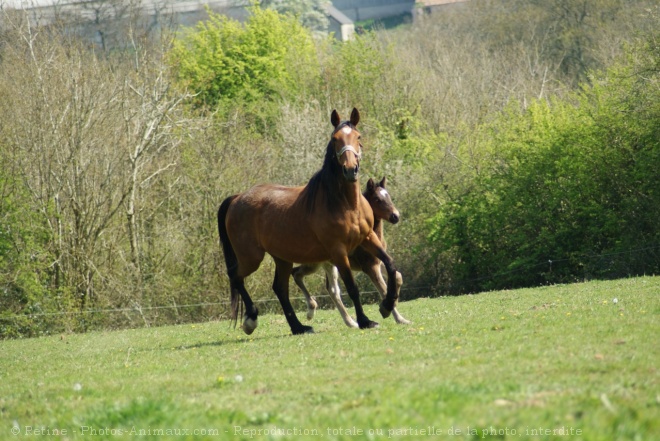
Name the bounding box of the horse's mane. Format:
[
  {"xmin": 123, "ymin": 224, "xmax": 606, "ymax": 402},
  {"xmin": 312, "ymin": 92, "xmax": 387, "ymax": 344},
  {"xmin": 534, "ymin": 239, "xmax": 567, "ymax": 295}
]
[{"xmin": 301, "ymin": 122, "xmax": 354, "ymax": 214}]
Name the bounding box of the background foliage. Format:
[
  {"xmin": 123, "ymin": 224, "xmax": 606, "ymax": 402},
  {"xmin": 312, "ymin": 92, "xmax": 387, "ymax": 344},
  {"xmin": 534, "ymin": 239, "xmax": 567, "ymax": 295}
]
[{"xmin": 0, "ymin": 1, "xmax": 658, "ymax": 337}]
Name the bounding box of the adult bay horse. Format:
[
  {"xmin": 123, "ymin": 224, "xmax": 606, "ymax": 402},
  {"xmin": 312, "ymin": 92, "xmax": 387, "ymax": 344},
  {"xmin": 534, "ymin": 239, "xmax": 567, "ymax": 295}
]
[
  {"xmin": 217, "ymin": 108, "xmax": 399, "ymax": 335},
  {"xmin": 292, "ymin": 177, "xmax": 411, "ymax": 327}
]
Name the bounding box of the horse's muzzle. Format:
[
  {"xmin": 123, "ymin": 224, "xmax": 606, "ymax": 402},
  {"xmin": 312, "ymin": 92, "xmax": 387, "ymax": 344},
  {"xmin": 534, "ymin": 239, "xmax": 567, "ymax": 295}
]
[
  {"xmin": 343, "ymin": 164, "xmax": 359, "ymax": 182},
  {"xmin": 389, "ymin": 211, "xmax": 400, "ymax": 224}
]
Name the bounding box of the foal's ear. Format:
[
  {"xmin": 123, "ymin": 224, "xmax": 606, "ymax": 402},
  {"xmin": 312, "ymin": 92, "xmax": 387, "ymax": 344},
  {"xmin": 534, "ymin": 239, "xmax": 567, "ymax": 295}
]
[
  {"xmin": 379, "ymin": 176, "xmax": 387, "ymax": 188},
  {"xmin": 350, "ymin": 108, "xmax": 360, "ymax": 127},
  {"xmin": 331, "ymin": 110, "xmax": 341, "ymax": 128},
  {"xmin": 366, "ymin": 178, "xmax": 375, "ymax": 192}
]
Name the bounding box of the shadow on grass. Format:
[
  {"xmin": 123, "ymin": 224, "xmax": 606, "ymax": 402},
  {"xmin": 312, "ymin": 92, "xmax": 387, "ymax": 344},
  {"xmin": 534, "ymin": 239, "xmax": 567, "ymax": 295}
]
[{"xmin": 177, "ymin": 329, "xmax": 322, "ymax": 351}]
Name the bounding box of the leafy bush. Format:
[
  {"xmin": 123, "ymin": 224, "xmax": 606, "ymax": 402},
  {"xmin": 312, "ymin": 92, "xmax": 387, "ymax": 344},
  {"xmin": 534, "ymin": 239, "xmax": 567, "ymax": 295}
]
[
  {"xmin": 429, "ymin": 29, "xmax": 660, "ymax": 292},
  {"xmin": 0, "ymin": 161, "xmax": 59, "ymax": 338},
  {"xmin": 170, "ymin": 7, "xmax": 320, "ymax": 114}
]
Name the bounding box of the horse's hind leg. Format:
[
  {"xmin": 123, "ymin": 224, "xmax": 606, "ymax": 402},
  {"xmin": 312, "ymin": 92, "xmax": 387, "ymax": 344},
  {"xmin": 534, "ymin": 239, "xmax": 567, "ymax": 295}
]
[
  {"xmin": 292, "ymin": 264, "xmax": 320, "ymax": 321},
  {"xmin": 232, "ymin": 246, "xmax": 264, "ymax": 335},
  {"xmin": 231, "ymin": 277, "xmax": 259, "ymax": 335},
  {"xmin": 273, "ymin": 257, "xmax": 314, "ymax": 335},
  {"xmin": 322, "ymin": 263, "xmax": 359, "ymax": 328},
  {"xmin": 365, "ymin": 265, "xmax": 410, "ymax": 325}
]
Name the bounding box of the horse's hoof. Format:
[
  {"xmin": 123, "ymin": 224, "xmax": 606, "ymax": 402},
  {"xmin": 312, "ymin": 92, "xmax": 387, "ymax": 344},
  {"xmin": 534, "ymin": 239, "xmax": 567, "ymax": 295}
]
[
  {"xmin": 242, "ymin": 316, "xmax": 258, "ymax": 335},
  {"xmin": 242, "ymin": 325, "xmax": 256, "ymax": 335},
  {"xmin": 395, "ymin": 317, "xmax": 412, "ymax": 325},
  {"xmin": 293, "ymin": 325, "xmax": 314, "ymax": 335},
  {"xmin": 379, "ymin": 302, "xmax": 392, "ymax": 319},
  {"xmin": 358, "ymin": 320, "xmax": 379, "ymax": 329}
]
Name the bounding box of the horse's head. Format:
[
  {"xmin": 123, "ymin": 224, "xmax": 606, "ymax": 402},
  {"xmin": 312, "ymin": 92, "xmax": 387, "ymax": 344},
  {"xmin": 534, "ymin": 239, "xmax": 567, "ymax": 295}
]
[
  {"xmin": 364, "ymin": 177, "xmax": 400, "ymax": 224},
  {"xmin": 330, "ymin": 108, "xmax": 362, "ymax": 182}
]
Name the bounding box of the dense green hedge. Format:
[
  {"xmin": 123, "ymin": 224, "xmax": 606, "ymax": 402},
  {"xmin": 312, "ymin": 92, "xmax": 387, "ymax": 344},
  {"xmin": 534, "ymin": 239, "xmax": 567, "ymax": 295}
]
[{"xmin": 428, "ymin": 35, "xmax": 660, "ymax": 292}]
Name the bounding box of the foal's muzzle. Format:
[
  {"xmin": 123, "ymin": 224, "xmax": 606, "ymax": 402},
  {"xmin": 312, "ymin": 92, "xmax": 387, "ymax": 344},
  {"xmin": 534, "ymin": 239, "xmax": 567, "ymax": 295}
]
[{"xmin": 389, "ymin": 211, "xmax": 400, "ymax": 224}]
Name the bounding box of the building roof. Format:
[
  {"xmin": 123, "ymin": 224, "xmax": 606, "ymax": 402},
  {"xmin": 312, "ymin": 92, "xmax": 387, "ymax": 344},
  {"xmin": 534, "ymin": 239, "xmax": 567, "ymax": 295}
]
[
  {"xmin": 326, "ymin": 4, "xmax": 352, "ymax": 26},
  {"xmin": 1, "ymin": 0, "xmax": 233, "ymax": 12},
  {"xmin": 418, "ymin": 0, "xmax": 468, "ymax": 7}
]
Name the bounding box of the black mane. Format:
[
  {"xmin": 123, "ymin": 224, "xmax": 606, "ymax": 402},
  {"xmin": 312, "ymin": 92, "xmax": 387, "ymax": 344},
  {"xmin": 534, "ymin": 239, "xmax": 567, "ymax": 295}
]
[{"xmin": 301, "ymin": 122, "xmax": 355, "ymax": 214}]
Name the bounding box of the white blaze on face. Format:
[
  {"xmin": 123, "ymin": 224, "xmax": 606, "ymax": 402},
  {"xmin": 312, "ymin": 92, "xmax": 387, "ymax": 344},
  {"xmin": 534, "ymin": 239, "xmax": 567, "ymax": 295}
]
[
  {"xmin": 379, "ymin": 188, "xmax": 389, "ymax": 198},
  {"xmin": 341, "ymin": 126, "xmax": 352, "ymax": 135}
]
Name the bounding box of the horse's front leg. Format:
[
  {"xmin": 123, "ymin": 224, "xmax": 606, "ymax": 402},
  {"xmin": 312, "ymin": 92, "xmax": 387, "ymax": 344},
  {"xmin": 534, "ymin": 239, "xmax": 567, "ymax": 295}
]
[
  {"xmin": 332, "ymin": 254, "xmax": 378, "ymax": 329},
  {"xmin": 364, "ymin": 264, "xmax": 410, "ymax": 325},
  {"xmin": 358, "ymin": 231, "xmax": 399, "ymax": 319}
]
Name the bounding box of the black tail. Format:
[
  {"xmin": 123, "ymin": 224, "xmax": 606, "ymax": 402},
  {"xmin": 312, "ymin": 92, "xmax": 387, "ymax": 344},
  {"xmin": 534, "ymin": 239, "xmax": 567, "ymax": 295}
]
[{"xmin": 218, "ymin": 195, "xmax": 240, "ymax": 322}]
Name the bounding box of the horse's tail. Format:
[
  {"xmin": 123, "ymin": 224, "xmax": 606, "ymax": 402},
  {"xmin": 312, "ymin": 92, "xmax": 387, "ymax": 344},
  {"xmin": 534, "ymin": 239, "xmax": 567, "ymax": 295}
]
[{"xmin": 218, "ymin": 195, "xmax": 240, "ymax": 323}]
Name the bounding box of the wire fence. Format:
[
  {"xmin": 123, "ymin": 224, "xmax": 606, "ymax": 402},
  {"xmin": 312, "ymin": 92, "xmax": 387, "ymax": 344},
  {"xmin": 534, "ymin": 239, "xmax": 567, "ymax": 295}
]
[
  {"xmin": 1, "ymin": 243, "xmax": 657, "ymax": 332},
  {"xmin": 442, "ymin": 243, "xmax": 660, "ymax": 293},
  {"xmin": 0, "ymin": 285, "xmax": 432, "ymax": 322}
]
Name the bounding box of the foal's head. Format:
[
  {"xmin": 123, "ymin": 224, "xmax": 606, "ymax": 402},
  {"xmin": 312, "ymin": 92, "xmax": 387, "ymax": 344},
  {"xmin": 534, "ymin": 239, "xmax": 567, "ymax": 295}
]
[
  {"xmin": 364, "ymin": 177, "xmax": 400, "ymax": 224},
  {"xmin": 330, "ymin": 108, "xmax": 362, "ymax": 182}
]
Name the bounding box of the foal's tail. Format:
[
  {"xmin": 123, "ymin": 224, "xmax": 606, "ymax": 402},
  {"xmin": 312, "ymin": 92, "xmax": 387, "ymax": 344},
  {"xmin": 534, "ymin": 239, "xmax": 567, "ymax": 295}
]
[{"xmin": 218, "ymin": 195, "xmax": 240, "ymax": 322}]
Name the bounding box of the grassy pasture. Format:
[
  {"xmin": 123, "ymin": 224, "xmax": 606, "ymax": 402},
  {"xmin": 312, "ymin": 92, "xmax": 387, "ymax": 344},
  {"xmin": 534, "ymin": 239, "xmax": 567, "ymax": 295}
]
[{"xmin": 1, "ymin": 277, "xmax": 658, "ymax": 440}]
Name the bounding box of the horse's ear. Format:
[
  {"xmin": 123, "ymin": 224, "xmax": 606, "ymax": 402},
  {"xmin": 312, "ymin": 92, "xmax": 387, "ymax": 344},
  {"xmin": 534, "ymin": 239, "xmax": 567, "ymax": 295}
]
[
  {"xmin": 331, "ymin": 110, "xmax": 341, "ymax": 128},
  {"xmin": 366, "ymin": 178, "xmax": 375, "ymax": 192},
  {"xmin": 379, "ymin": 176, "xmax": 387, "ymax": 188},
  {"xmin": 350, "ymin": 108, "xmax": 360, "ymax": 127}
]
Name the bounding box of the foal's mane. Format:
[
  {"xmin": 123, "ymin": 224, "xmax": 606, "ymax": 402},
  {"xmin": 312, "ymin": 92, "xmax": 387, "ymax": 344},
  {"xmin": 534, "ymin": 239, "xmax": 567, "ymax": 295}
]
[
  {"xmin": 364, "ymin": 184, "xmax": 384, "ymax": 240},
  {"xmin": 301, "ymin": 121, "xmax": 355, "ymax": 214}
]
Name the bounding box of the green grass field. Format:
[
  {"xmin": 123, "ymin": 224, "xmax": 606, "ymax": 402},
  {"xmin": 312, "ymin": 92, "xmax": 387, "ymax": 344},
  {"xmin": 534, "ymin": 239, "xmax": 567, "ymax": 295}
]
[{"xmin": 1, "ymin": 277, "xmax": 658, "ymax": 440}]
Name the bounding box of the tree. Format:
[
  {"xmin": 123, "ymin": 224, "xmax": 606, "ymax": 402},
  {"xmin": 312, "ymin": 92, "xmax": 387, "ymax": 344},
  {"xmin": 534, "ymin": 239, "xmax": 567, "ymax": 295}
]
[
  {"xmin": 169, "ymin": 6, "xmax": 320, "ymax": 113},
  {"xmin": 0, "ymin": 13, "xmax": 190, "ymax": 329}
]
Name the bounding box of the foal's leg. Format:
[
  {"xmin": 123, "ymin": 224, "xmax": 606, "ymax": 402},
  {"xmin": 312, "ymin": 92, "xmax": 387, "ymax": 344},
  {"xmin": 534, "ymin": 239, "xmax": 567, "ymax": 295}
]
[
  {"xmin": 333, "ymin": 255, "xmax": 378, "ymax": 329},
  {"xmin": 365, "ymin": 264, "xmax": 411, "ymax": 325},
  {"xmin": 321, "ymin": 262, "xmax": 359, "ymax": 328},
  {"xmin": 273, "ymin": 257, "xmax": 314, "ymax": 335},
  {"xmin": 291, "ymin": 264, "xmax": 320, "ymax": 320}
]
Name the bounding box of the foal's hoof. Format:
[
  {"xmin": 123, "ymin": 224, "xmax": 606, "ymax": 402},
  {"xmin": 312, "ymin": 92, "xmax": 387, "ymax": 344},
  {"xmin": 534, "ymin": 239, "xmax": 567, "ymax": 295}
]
[
  {"xmin": 379, "ymin": 302, "xmax": 392, "ymax": 319},
  {"xmin": 345, "ymin": 319, "xmax": 360, "ymax": 329},
  {"xmin": 292, "ymin": 325, "xmax": 314, "ymax": 335},
  {"xmin": 395, "ymin": 316, "xmax": 412, "ymax": 325},
  {"xmin": 307, "ymin": 298, "xmax": 318, "ymax": 321},
  {"xmin": 358, "ymin": 320, "xmax": 379, "ymax": 329}
]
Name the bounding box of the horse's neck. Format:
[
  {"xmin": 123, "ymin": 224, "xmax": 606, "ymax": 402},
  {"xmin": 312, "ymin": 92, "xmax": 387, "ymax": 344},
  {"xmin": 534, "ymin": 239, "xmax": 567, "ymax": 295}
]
[{"xmin": 340, "ymin": 180, "xmax": 362, "ymax": 210}]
